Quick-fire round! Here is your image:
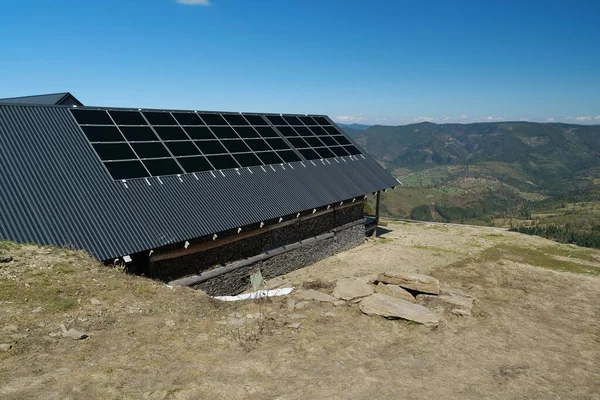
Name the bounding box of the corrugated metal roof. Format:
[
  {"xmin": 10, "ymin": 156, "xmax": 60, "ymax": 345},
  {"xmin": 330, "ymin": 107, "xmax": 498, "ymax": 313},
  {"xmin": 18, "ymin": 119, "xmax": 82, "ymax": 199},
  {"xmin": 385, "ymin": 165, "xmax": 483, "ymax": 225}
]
[
  {"xmin": 0, "ymin": 104, "xmax": 397, "ymax": 261},
  {"xmin": 0, "ymin": 92, "xmax": 83, "ymax": 106}
]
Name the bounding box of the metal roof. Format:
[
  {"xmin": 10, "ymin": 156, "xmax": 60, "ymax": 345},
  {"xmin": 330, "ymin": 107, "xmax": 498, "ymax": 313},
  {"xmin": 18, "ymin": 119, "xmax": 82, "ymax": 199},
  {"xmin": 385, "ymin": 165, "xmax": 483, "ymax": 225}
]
[
  {"xmin": 0, "ymin": 92, "xmax": 83, "ymax": 106},
  {"xmin": 0, "ymin": 103, "xmax": 397, "ymax": 261}
]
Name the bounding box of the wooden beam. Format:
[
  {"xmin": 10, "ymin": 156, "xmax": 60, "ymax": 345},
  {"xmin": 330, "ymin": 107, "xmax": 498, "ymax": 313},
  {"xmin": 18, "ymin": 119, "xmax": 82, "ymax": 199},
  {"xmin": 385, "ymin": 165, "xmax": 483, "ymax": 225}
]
[
  {"xmin": 375, "ymin": 190, "xmax": 381, "ymax": 225},
  {"xmin": 373, "ymin": 190, "xmax": 381, "ymax": 237}
]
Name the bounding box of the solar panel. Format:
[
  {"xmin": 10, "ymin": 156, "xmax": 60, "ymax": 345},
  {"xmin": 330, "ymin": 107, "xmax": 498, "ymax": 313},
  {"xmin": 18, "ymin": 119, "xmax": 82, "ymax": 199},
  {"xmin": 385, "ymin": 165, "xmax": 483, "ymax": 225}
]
[
  {"xmin": 266, "ymin": 113, "xmax": 362, "ymax": 163},
  {"xmin": 70, "ymin": 109, "xmax": 362, "ymax": 180}
]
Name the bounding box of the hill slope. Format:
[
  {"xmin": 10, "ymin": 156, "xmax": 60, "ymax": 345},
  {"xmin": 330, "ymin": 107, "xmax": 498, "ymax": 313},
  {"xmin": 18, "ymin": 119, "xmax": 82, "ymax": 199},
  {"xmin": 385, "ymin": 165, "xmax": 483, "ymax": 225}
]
[
  {"xmin": 0, "ymin": 224, "xmax": 599, "ymax": 398},
  {"xmin": 349, "ymin": 122, "xmax": 600, "ymax": 230},
  {"xmin": 347, "ymin": 121, "xmax": 600, "ymax": 189}
]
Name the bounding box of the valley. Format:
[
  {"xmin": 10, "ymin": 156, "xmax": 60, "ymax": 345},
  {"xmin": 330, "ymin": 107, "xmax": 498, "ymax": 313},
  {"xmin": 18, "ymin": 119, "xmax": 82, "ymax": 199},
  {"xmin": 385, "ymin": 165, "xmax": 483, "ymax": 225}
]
[{"xmin": 350, "ymin": 121, "xmax": 600, "ymax": 248}]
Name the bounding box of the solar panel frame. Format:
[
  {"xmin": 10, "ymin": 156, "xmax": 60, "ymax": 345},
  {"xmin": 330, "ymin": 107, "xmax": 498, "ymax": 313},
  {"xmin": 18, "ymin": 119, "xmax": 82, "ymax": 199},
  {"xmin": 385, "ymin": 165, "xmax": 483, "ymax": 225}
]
[
  {"xmin": 70, "ymin": 108, "xmax": 363, "ymax": 181},
  {"xmin": 143, "ymin": 111, "xmax": 178, "ymax": 126},
  {"xmin": 172, "ymin": 112, "xmax": 204, "ymax": 126},
  {"xmin": 81, "ymin": 125, "xmax": 125, "ymax": 142},
  {"xmin": 119, "ymin": 126, "xmax": 160, "ymax": 142},
  {"xmin": 109, "ymin": 110, "xmax": 148, "ymax": 125},
  {"xmin": 183, "ymin": 126, "xmax": 216, "ymax": 140},
  {"xmin": 103, "ymin": 160, "xmax": 149, "ymax": 180}
]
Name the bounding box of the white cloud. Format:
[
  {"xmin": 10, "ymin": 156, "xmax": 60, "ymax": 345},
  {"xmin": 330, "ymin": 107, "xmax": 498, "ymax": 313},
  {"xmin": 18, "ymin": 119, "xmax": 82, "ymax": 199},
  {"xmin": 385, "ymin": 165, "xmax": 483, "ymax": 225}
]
[
  {"xmin": 414, "ymin": 116, "xmax": 438, "ymax": 122},
  {"xmin": 595, "ymin": 115, "xmax": 600, "ymax": 120},
  {"xmin": 575, "ymin": 116, "xmax": 592, "ymax": 121},
  {"xmin": 519, "ymin": 117, "xmax": 529, "ymax": 121},
  {"xmin": 481, "ymin": 116, "xmax": 504, "ymax": 121},
  {"xmin": 440, "ymin": 115, "xmax": 469, "ymax": 123},
  {"xmin": 176, "ymin": 0, "xmax": 210, "ymax": 5},
  {"xmin": 546, "ymin": 117, "xmax": 555, "ymax": 122},
  {"xmin": 334, "ymin": 114, "xmax": 366, "ymax": 123}
]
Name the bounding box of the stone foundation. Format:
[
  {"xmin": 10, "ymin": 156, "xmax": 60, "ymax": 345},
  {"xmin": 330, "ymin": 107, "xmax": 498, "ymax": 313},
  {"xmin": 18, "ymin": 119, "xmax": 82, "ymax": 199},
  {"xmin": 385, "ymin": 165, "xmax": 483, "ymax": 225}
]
[
  {"xmin": 151, "ymin": 203, "xmax": 366, "ymax": 295},
  {"xmin": 196, "ymin": 224, "xmax": 363, "ymax": 296}
]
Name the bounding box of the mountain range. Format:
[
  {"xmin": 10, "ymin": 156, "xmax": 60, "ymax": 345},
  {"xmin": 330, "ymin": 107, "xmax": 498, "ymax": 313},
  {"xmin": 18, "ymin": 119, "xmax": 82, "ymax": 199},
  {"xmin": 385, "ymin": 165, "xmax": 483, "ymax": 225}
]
[
  {"xmin": 342, "ymin": 121, "xmax": 600, "ymax": 227},
  {"xmin": 343, "ymin": 121, "xmax": 600, "ymax": 191},
  {"xmin": 336, "ymin": 123, "xmax": 372, "ymax": 131}
]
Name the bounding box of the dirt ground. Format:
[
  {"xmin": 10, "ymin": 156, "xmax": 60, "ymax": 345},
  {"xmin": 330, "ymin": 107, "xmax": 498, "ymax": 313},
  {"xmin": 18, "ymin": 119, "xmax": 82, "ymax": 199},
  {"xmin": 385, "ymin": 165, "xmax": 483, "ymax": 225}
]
[{"xmin": 1, "ymin": 221, "xmax": 599, "ymax": 399}]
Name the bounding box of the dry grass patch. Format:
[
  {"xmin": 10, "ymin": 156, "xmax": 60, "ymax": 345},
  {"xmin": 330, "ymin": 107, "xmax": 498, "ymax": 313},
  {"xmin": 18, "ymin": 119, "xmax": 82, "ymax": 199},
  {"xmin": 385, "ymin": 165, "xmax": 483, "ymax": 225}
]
[
  {"xmin": 301, "ymin": 279, "xmax": 334, "ymax": 291},
  {"xmin": 1, "ymin": 223, "xmax": 599, "ymax": 399}
]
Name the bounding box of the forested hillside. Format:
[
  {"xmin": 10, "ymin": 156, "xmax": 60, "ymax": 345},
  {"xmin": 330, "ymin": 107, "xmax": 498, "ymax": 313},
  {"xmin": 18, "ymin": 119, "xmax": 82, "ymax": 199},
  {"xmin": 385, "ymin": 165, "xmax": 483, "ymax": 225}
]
[{"xmin": 346, "ymin": 121, "xmax": 600, "ymax": 248}]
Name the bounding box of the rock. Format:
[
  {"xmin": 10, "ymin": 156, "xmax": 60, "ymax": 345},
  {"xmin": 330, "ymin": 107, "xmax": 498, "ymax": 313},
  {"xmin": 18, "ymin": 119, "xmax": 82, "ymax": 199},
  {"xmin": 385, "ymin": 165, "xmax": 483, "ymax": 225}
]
[
  {"xmin": 10, "ymin": 333, "xmax": 28, "ymax": 340},
  {"xmin": 165, "ymin": 320, "xmax": 176, "ymax": 327},
  {"xmin": 296, "ymin": 289, "xmax": 336, "ymax": 303},
  {"xmin": 416, "ymin": 287, "xmax": 475, "ymax": 316},
  {"xmin": 359, "ymin": 293, "xmax": 439, "ymax": 327},
  {"xmin": 354, "ymin": 275, "xmax": 378, "ymax": 284},
  {"xmin": 90, "ymin": 298, "xmax": 102, "ymax": 305},
  {"xmin": 333, "ymin": 300, "xmax": 346, "ymax": 307},
  {"xmin": 376, "ymin": 272, "xmax": 440, "ymax": 295},
  {"xmin": 319, "ymin": 311, "xmax": 336, "ymax": 318},
  {"xmin": 332, "ymin": 278, "xmax": 375, "ymax": 301},
  {"xmin": 226, "ymin": 317, "xmax": 246, "ymax": 326},
  {"xmin": 246, "ymin": 313, "xmax": 263, "ymax": 319},
  {"xmin": 60, "ymin": 324, "xmax": 88, "ymax": 340},
  {"xmin": 286, "ymin": 298, "xmax": 296, "ymax": 311},
  {"xmin": 31, "ymin": 307, "xmax": 43, "ymax": 313},
  {"xmin": 0, "ymin": 344, "xmax": 12, "ymax": 352},
  {"xmin": 375, "ymin": 283, "xmax": 416, "ymax": 303},
  {"xmin": 294, "ymin": 301, "xmax": 309, "ymax": 310},
  {"xmin": 286, "ymin": 322, "xmax": 302, "ymax": 329},
  {"xmin": 4, "ymin": 324, "xmax": 18, "ymax": 332},
  {"xmin": 0, "ymin": 256, "xmax": 13, "ymax": 263},
  {"xmin": 441, "ymin": 286, "xmax": 476, "ymax": 304},
  {"xmin": 287, "ymin": 314, "xmax": 306, "ymax": 319}
]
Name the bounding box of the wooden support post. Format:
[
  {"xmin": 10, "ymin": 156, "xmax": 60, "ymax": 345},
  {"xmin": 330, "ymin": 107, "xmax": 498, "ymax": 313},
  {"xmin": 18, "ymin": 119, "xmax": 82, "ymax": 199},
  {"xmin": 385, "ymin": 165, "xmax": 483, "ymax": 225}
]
[{"xmin": 374, "ymin": 190, "xmax": 381, "ymax": 237}]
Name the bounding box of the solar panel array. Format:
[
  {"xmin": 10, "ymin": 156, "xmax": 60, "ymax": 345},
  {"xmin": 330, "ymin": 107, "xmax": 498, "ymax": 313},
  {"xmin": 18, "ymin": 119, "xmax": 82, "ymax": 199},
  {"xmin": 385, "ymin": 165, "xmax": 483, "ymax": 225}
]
[{"xmin": 70, "ymin": 109, "xmax": 362, "ymax": 181}]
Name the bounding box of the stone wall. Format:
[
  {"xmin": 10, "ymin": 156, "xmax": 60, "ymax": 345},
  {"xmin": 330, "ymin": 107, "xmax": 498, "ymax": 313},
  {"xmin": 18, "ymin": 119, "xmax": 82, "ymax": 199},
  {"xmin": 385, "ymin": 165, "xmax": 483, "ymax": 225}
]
[{"xmin": 152, "ymin": 203, "xmax": 365, "ymax": 294}]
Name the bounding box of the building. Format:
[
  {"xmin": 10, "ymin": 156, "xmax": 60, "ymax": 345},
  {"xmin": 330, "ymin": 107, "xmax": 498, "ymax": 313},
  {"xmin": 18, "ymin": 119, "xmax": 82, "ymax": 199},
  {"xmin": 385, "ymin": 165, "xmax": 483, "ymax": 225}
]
[
  {"xmin": 0, "ymin": 93, "xmax": 396, "ymax": 294},
  {"xmin": 0, "ymin": 92, "xmax": 83, "ymax": 107}
]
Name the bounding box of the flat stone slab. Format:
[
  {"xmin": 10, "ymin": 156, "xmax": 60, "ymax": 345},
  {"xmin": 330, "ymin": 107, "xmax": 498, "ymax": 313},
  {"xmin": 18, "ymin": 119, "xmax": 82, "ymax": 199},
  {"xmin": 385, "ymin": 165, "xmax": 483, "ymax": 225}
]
[
  {"xmin": 376, "ymin": 272, "xmax": 440, "ymax": 295},
  {"xmin": 359, "ymin": 293, "xmax": 439, "ymax": 327},
  {"xmin": 417, "ymin": 287, "xmax": 475, "ymax": 316},
  {"xmin": 286, "ymin": 299, "xmax": 296, "ymax": 311},
  {"xmin": 296, "ymin": 289, "xmax": 336, "ymax": 303},
  {"xmin": 375, "ymin": 283, "xmax": 416, "ymax": 303},
  {"xmin": 60, "ymin": 324, "xmax": 88, "ymax": 340},
  {"xmin": 294, "ymin": 301, "xmax": 309, "ymax": 310},
  {"xmin": 332, "ymin": 278, "xmax": 374, "ymax": 301}
]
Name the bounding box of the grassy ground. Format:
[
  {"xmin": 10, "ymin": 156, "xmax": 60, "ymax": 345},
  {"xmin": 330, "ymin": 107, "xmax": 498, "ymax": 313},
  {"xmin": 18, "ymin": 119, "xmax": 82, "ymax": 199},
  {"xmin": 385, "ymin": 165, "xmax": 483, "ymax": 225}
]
[{"xmin": 1, "ymin": 223, "xmax": 599, "ymax": 399}]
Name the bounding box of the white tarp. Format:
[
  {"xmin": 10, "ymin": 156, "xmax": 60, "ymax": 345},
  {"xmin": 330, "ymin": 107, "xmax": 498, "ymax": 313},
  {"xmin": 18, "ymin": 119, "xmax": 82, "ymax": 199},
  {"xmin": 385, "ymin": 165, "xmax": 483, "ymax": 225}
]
[{"xmin": 214, "ymin": 287, "xmax": 293, "ymax": 302}]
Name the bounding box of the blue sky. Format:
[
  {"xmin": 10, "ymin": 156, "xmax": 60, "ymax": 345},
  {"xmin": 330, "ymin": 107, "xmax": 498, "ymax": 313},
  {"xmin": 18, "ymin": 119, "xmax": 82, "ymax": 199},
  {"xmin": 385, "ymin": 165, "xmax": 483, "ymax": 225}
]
[{"xmin": 0, "ymin": 0, "xmax": 598, "ymax": 125}]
